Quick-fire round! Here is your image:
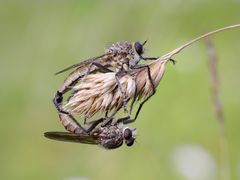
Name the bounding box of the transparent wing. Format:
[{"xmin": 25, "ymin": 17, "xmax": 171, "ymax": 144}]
[
  {"xmin": 44, "ymin": 131, "xmax": 99, "ymax": 145},
  {"xmin": 55, "ymin": 53, "xmax": 112, "ymax": 75}
]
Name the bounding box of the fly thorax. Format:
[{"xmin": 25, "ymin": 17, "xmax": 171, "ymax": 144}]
[
  {"xmin": 99, "ymin": 125, "xmax": 124, "ymax": 149},
  {"xmin": 129, "ymin": 53, "xmax": 141, "ymax": 67},
  {"xmin": 106, "ymin": 41, "xmax": 132, "ymax": 54}
]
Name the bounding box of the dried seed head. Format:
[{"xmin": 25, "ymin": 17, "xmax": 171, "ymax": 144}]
[
  {"xmin": 63, "ymin": 58, "xmax": 169, "ymax": 118},
  {"xmin": 64, "ymin": 73, "xmax": 136, "ymax": 118}
]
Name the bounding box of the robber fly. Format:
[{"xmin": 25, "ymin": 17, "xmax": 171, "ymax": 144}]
[
  {"xmin": 44, "ymin": 121, "xmax": 136, "ymax": 149},
  {"xmin": 48, "ymin": 108, "xmax": 136, "ymax": 149},
  {"xmin": 53, "ymin": 41, "xmax": 157, "ymax": 121}
]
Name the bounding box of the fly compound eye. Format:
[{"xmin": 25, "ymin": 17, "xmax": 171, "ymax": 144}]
[
  {"xmin": 134, "ymin": 42, "xmax": 143, "ymax": 55},
  {"xmin": 125, "ymin": 138, "xmax": 135, "ymax": 147},
  {"xmin": 123, "ymin": 128, "xmax": 132, "ymax": 140}
]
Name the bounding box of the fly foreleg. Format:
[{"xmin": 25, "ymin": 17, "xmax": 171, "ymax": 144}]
[
  {"xmin": 126, "ymin": 64, "xmax": 156, "ymax": 123},
  {"xmin": 121, "ymin": 92, "xmax": 155, "ymax": 124}
]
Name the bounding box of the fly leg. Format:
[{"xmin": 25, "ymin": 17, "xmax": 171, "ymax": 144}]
[
  {"xmin": 142, "ymin": 56, "xmax": 176, "ymax": 64},
  {"xmin": 115, "ymin": 115, "xmax": 130, "ymax": 124},
  {"xmin": 110, "ymin": 79, "xmax": 138, "ymax": 125},
  {"xmin": 132, "ymin": 64, "xmax": 156, "ymax": 95},
  {"xmin": 83, "ymin": 112, "xmax": 111, "ymax": 133},
  {"xmin": 140, "ymin": 56, "xmax": 158, "ymax": 60},
  {"xmin": 124, "ymin": 64, "xmax": 156, "ymax": 123},
  {"xmin": 112, "ymin": 93, "xmax": 155, "ymax": 125},
  {"xmin": 101, "ymin": 77, "xmax": 133, "ymax": 126},
  {"xmin": 108, "ymin": 95, "xmax": 137, "ymax": 125},
  {"xmin": 129, "ymin": 87, "xmax": 138, "ymax": 115},
  {"xmin": 53, "ymin": 76, "xmax": 82, "ymax": 115},
  {"xmin": 53, "ymin": 91, "xmax": 69, "ymax": 115},
  {"xmin": 99, "ymin": 102, "xmax": 128, "ymax": 127},
  {"xmin": 84, "ymin": 117, "xmax": 87, "ymax": 124},
  {"xmin": 110, "ymin": 89, "xmax": 137, "ymax": 125},
  {"xmin": 112, "ymin": 89, "xmax": 137, "ymax": 125},
  {"xmin": 115, "ymin": 71, "xmax": 128, "ymax": 113},
  {"xmin": 53, "ymin": 62, "xmax": 113, "ymax": 116},
  {"xmin": 141, "ymin": 56, "xmax": 176, "ymax": 64},
  {"xmin": 86, "ymin": 62, "xmax": 113, "ymax": 75},
  {"xmin": 101, "ymin": 106, "xmax": 122, "ymax": 126},
  {"xmin": 84, "ymin": 117, "xmax": 105, "ymax": 133},
  {"xmin": 121, "ymin": 92, "xmax": 155, "ymax": 124}
]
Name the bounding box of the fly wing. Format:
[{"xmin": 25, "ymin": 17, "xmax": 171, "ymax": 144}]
[
  {"xmin": 57, "ymin": 53, "xmax": 115, "ymax": 93},
  {"xmin": 44, "ymin": 131, "xmax": 99, "ymax": 145},
  {"xmin": 55, "ymin": 53, "xmax": 113, "ymax": 75}
]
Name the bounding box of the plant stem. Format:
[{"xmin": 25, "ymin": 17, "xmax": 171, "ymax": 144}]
[{"xmin": 205, "ymin": 39, "xmax": 230, "ymax": 180}]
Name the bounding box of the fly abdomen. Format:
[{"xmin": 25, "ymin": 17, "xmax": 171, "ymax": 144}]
[
  {"xmin": 58, "ymin": 66, "xmax": 88, "ymax": 94},
  {"xmin": 58, "ymin": 113, "xmax": 86, "ymax": 134}
]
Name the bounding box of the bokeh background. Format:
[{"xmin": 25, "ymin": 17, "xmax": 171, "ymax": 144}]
[{"xmin": 1, "ymin": 0, "xmax": 240, "ymax": 180}]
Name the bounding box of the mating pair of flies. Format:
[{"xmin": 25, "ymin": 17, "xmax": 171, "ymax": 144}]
[{"xmin": 45, "ymin": 40, "xmax": 164, "ymax": 149}]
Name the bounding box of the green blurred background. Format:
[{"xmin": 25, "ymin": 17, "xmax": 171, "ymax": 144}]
[{"xmin": 1, "ymin": 0, "xmax": 240, "ymax": 179}]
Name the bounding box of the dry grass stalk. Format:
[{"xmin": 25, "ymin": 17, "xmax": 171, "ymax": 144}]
[
  {"xmin": 63, "ymin": 24, "xmax": 240, "ymax": 119},
  {"xmin": 206, "ymin": 39, "xmax": 230, "ymax": 180}
]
